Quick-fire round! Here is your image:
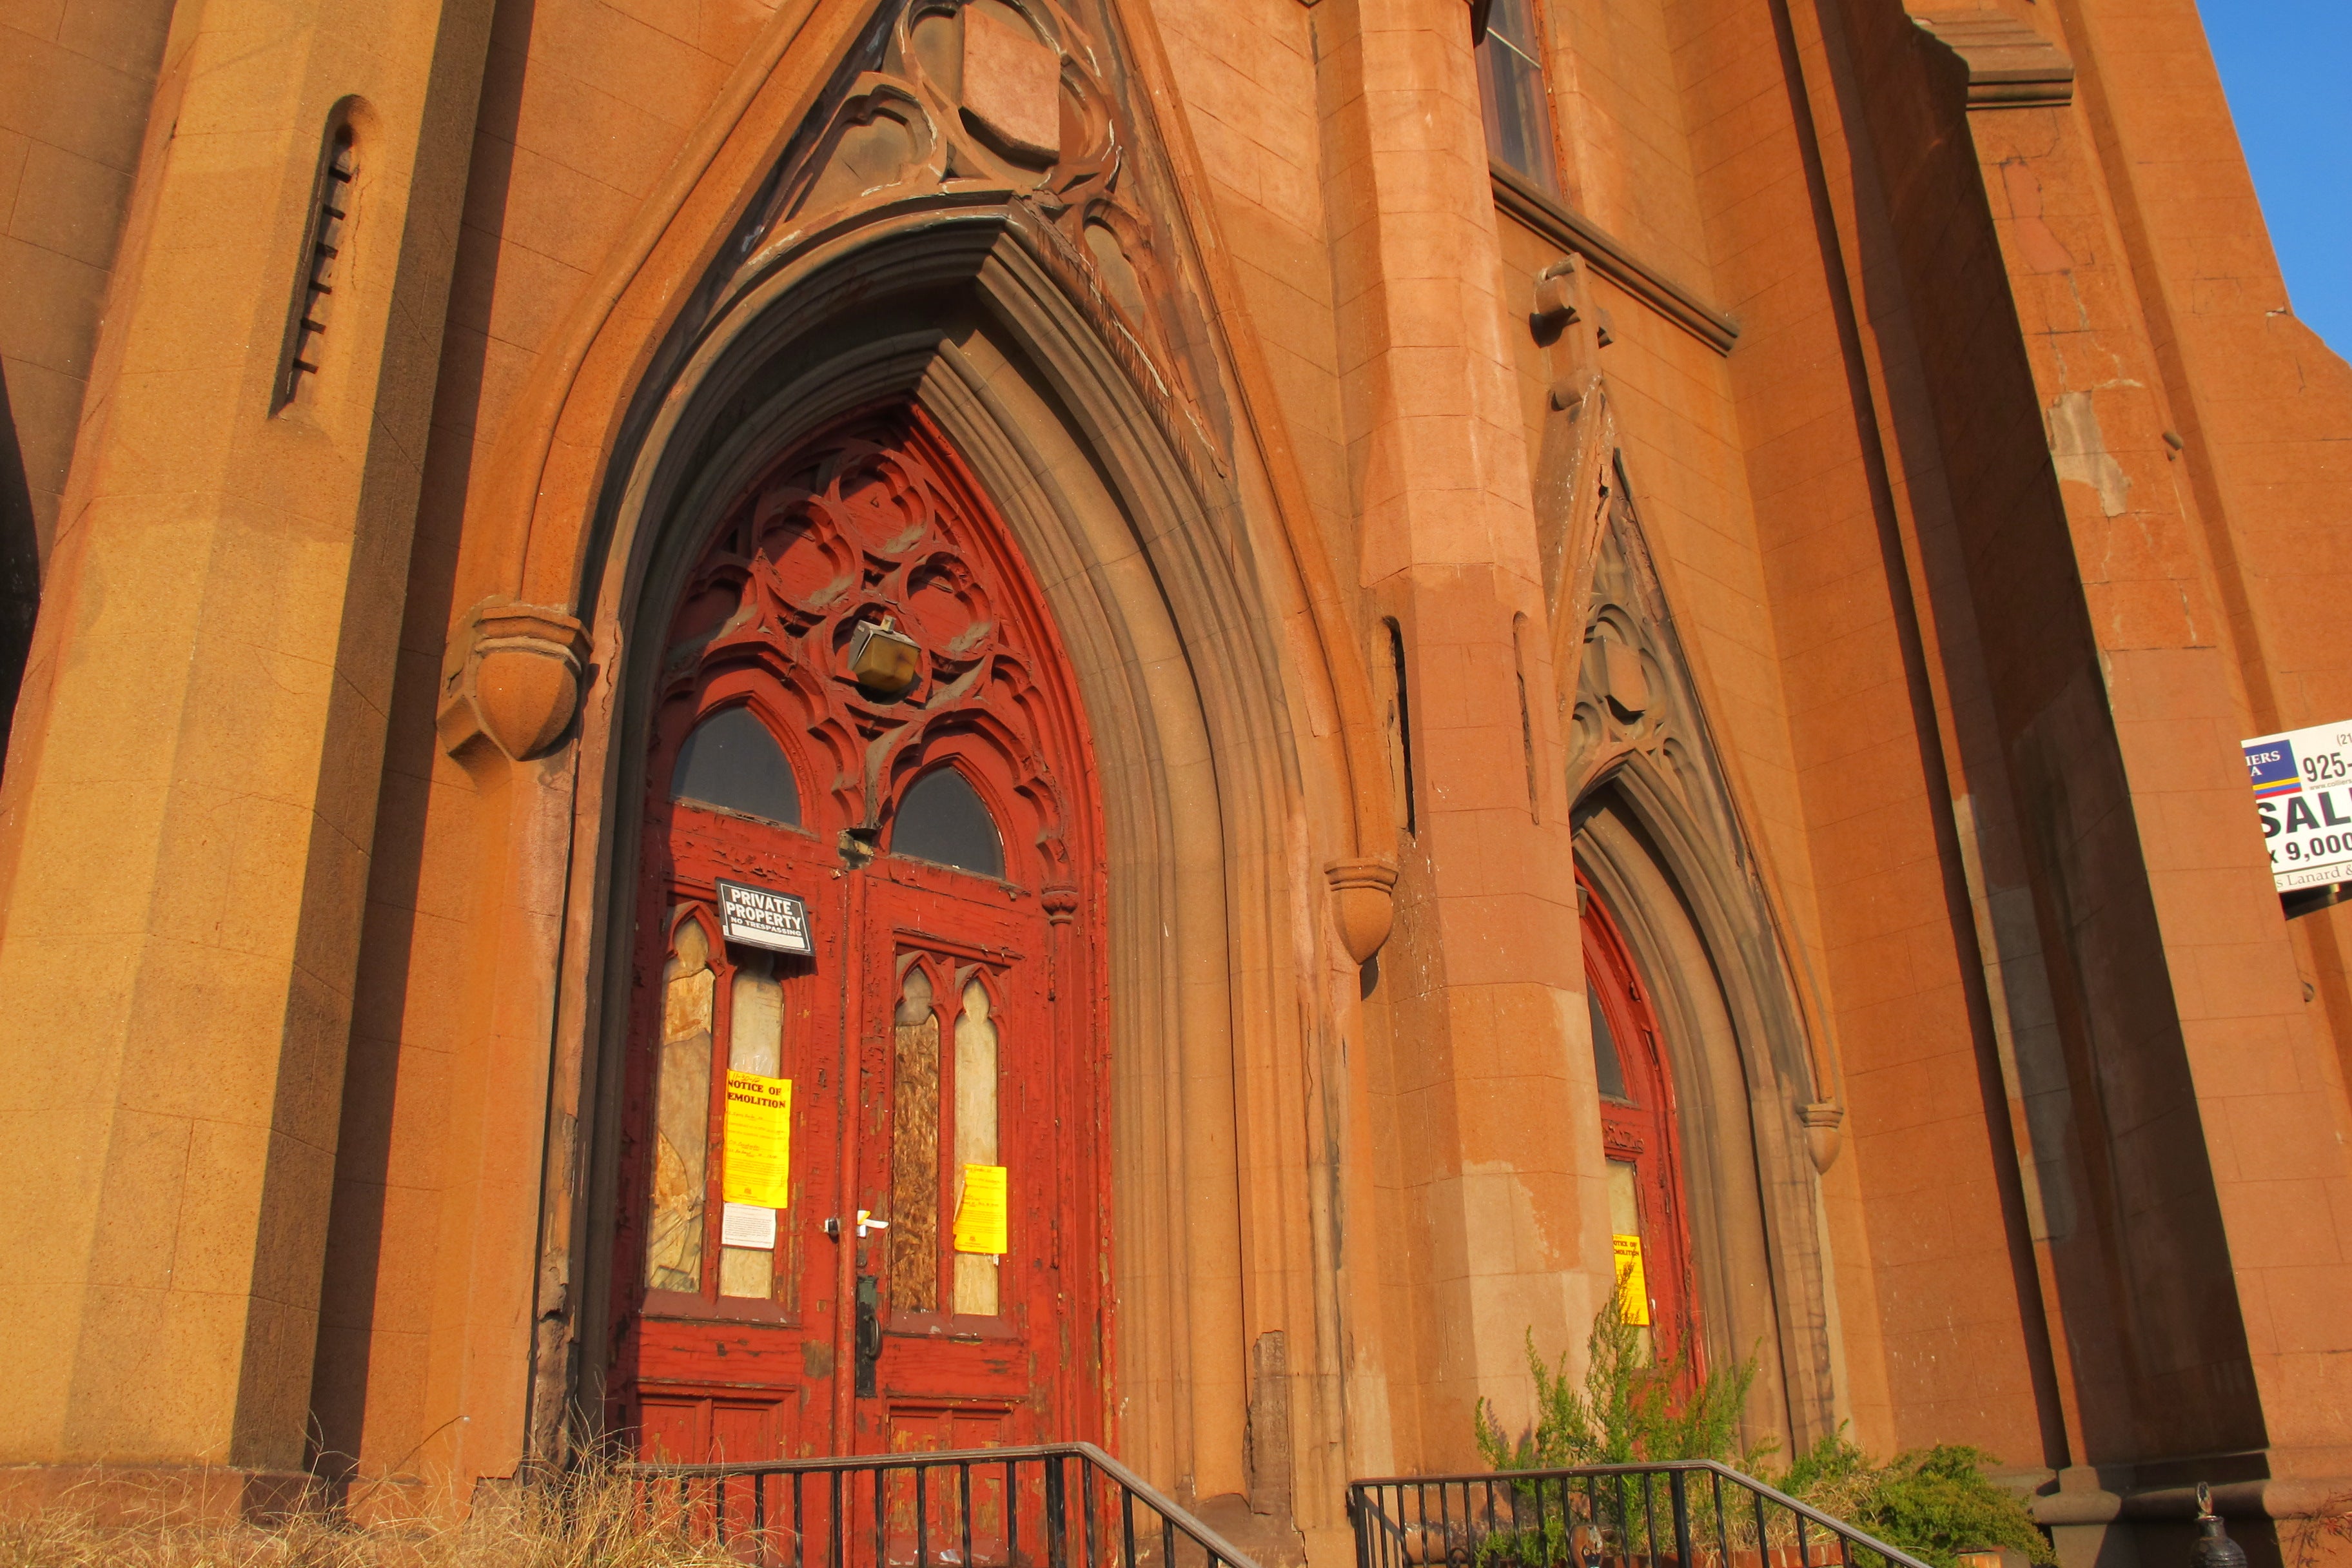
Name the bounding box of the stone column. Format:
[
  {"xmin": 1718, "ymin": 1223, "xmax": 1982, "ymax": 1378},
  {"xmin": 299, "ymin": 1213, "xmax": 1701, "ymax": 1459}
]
[
  {"xmin": 0, "ymin": 0, "xmax": 489, "ymax": 1503},
  {"xmin": 1834, "ymin": 1, "xmax": 2352, "ymax": 1533},
  {"xmin": 1962, "ymin": 72, "xmax": 2352, "ymax": 1511},
  {"xmin": 1315, "ymin": 0, "xmax": 1604, "ymax": 1467}
]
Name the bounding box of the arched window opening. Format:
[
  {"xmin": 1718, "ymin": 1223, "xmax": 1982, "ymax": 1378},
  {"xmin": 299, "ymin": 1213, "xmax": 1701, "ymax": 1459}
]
[
  {"xmin": 890, "ymin": 768, "xmax": 1003, "ymax": 879},
  {"xmin": 672, "ymin": 707, "xmax": 801, "ymax": 826}
]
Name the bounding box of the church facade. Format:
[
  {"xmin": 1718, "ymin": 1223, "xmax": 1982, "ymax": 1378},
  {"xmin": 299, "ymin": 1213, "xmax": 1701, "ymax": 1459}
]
[{"xmin": 2, "ymin": 0, "xmax": 2350, "ymax": 1562}]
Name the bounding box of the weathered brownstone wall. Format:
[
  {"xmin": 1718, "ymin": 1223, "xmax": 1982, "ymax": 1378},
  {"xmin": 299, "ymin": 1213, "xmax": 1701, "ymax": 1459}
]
[
  {"xmin": 0, "ymin": 0, "xmax": 175, "ymax": 736},
  {"xmin": 308, "ymin": 0, "xmax": 804, "ymax": 1504},
  {"xmin": 0, "ymin": 0, "xmax": 493, "ymax": 1498},
  {"xmin": 1, "ymin": 0, "xmax": 2347, "ymax": 1559}
]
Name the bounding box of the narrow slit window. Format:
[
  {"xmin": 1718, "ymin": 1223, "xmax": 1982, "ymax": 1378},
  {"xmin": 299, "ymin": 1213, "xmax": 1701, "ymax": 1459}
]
[
  {"xmin": 1513, "ymin": 612, "xmax": 1541, "ymax": 824},
  {"xmin": 1476, "ymin": 0, "xmax": 1562, "ymax": 197},
  {"xmin": 1385, "ymin": 620, "xmax": 1417, "ymax": 838},
  {"xmin": 718, "ymin": 952, "xmax": 784, "ymax": 1300},
  {"xmin": 672, "ymin": 707, "xmax": 801, "ymax": 826},
  {"xmin": 647, "ymin": 916, "xmax": 714, "ymax": 1293},
  {"xmin": 890, "ymin": 768, "xmax": 1003, "ymax": 878},
  {"xmin": 888, "ymin": 965, "xmax": 941, "ymax": 1313},
  {"xmin": 274, "ymin": 117, "xmax": 355, "ymax": 413},
  {"xmin": 951, "ymin": 976, "xmax": 1001, "ymax": 1316}
]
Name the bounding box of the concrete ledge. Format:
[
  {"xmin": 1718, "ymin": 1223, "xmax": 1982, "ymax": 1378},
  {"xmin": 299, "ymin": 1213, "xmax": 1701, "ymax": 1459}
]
[{"xmin": 0, "ymin": 1464, "xmax": 318, "ymax": 1526}]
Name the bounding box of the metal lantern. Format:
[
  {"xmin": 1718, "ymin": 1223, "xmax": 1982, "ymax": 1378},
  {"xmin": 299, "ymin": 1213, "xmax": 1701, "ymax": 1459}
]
[
  {"xmin": 847, "ymin": 616, "xmax": 922, "ymax": 698},
  {"xmin": 2191, "ymin": 1484, "xmax": 2246, "ymax": 1568}
]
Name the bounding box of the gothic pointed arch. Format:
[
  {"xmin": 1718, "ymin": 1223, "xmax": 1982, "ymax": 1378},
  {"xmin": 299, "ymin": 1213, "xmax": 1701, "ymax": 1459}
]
[
  {"xmin": 439, "ymin": 0, "xmax": 1396, "ymax": 1529},
  {"xmin": 1548, "ymin": 427, "xmax": 1848, "ymax": 1447},
  {"xmin": 435, "ymin": 0, "xmax": 1396, "ymax": 882}
]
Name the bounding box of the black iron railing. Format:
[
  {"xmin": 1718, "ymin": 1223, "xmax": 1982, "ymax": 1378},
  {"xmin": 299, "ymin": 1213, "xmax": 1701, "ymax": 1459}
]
[
  {"xmin": 1347, "ymin": 1463, "xmax": 1934, "ymax": 1568},
  {"xmin": 626, "ymin": 1442, "xmax": 1262, "ymax": 1568}
]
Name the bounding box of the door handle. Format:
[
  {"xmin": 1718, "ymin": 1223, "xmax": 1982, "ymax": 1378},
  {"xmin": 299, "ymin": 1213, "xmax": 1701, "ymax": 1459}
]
[{"xmin": 855, "ymin": 1273, "xmax": 882, "ymax": 1398}]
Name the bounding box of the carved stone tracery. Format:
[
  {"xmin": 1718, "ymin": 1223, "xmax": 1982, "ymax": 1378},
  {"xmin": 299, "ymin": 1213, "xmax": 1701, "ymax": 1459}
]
[
  {"xmin": 660, "ymin": 409, "xmax": 1072, "ymax": 886},
  {"xmin": 736, "ymin": 0, "xmax": 1205, "ymax": 429},
  {"xmin": 1564, "ymin": 464, "xmax": 1736, "ymax": 854},
  {"xmin": 450, "ymin": 1, "xmax": 1239, "ymax": 776}
]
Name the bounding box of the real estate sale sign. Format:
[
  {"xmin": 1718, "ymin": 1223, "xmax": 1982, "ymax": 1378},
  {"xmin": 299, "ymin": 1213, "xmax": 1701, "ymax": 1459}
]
[{"xmin": 2244, "ymin": 720, "xmax": 2352, "ymax": 892}]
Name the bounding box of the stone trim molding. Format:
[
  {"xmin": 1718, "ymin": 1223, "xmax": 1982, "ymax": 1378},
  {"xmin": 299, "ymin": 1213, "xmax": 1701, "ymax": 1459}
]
[
  {"xmin": 1113, "ymin": 0, "xmax": 1404, "ymax": 878},
  {"xmin": 2030, "ymin": 1467, "xmax": 2352, "ymax": 1528},
  {"xmin": 1492, "ymin": 163, "xmax": 1740, "ymax": 357},
  {"xmin": 1913, "ymin": 12, "xmax": 2075, "ymax": 109}
]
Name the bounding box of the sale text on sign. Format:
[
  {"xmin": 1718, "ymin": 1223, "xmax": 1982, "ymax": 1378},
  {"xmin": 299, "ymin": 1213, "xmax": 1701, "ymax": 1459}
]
[{"xmin": 2245, "ymin": 721, "xmax": 2352, "ymax": 892}]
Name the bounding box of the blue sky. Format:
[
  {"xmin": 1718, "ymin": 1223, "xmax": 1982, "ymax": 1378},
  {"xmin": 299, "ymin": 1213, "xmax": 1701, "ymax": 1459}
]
[{"xmin": 2204, "ymin": 0, "xmax": 2351, "ymax": 356}]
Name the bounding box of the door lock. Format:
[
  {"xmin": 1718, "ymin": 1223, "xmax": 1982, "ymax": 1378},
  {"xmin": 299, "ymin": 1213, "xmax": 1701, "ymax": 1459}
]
[{"xmin": 823, "ymin": 1210, "xmax": 890, "ymax": 1239}]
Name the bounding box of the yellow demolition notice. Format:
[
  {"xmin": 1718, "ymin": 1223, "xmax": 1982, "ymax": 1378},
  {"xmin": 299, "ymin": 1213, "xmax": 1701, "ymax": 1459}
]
[
  {"xmin": 1612, "ymin": 1233, "xmax": 1651, "ymax": 1326},
  {"xmin": 722, "ymin": 1071, "xmax": 793, "ymax": 1209},
  {"xmin": 953, "ymin": 1164, "xmax": 1009, "ymax": 1256}
]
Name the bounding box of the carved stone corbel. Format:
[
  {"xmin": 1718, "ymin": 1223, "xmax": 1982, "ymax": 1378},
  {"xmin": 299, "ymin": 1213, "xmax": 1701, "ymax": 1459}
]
[
  {"xmin": 1325, "ymin": 857, "xmax": 1400, "ymax": 964},
  {"xmin": 437, "ymin": 599, "xmax": 593, "ymax": 763},
  {"xmin": 1799, "ymin": 1101, "xmax": 1845, "ymax": 1173}
]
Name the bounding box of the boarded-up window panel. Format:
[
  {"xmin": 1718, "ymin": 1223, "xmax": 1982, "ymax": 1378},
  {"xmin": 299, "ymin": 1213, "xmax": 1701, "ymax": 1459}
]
[
  {"xmin": 648, "ymin": 918, "xmax": 714, "ymax": 1292},
  {"xmin": 952, "ymin": 976, "xmax": 999, "ymax": 1315},
  {"xmin": 1607, "ymin": 1157, "xmax": 1654, "ymax": 1362},
  {"xmin": 890, "ymin": 965, "xmax": 939, "ymax": 1312},
  {"xmin": 721, "ymin": 956, "xmax": 786, "ymax": 1299}
]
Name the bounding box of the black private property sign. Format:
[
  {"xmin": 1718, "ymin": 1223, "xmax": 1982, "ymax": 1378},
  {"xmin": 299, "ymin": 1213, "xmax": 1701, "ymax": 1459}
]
[{"xmin": 716, "ymin": 879, "xmax": 814, "ymax": 955}]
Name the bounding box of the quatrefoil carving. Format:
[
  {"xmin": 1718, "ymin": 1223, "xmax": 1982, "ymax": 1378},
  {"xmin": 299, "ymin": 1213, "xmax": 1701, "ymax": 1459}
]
[{"xmin": 662, "ymin": 413, "xmax": 1069, "ymax": 882}]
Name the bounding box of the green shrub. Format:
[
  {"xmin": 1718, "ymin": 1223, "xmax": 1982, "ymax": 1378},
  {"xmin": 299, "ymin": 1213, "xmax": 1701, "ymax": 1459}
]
[
  {"xmin": 1472, "ymin": 1289, "xmax": 2053, "ymax": 1568},
  {"xmin": 1473, "ymin": 1277, "xmax": 1774, "ymax": 1472},
  {"xmin": 1781, "ymin": 1436, "xmax": 2055, "ymax": 1568}
]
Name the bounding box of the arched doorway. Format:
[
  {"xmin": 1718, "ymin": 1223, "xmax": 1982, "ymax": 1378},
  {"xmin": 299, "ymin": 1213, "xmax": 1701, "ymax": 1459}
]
[
  {"xmin": 1542, "ymin": 447, "xmax": 1846, "ymax": 1444},
  {"xmin": 1581, "ymin": 874, "xmax": 1699, "ymax": 1366},
  {"xmin": 609, "ymin": 406, "xmax": 1106, "ymax": 1463}
]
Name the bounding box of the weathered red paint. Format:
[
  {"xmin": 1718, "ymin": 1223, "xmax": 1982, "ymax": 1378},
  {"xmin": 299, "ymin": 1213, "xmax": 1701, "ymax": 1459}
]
[
  {"xmin": 1581, "ymin": 877, "xmax": 1700, "ymax": 1369},
  {"xmin": 611, "ymin": 406, "xmax": 1108, "ymax": 1461}
]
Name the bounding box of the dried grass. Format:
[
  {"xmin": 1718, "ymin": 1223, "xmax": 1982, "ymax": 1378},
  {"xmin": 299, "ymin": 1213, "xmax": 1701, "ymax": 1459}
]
[{"xmin": 0, "ymin": 1465, "xmax": 745, "ymax": 1568}]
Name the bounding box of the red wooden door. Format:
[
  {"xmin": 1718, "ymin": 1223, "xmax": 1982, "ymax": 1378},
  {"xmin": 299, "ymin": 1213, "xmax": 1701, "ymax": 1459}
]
[
  {"xmin": 1581, "ymin": 877, "xmax": 1699, "ymax": 1366},
  {"xmin": 852, "ymin": 856, "xmax": 1065, "ymax": 1452},
  {"xmin": 609, "ymin": 408, "xmax": 1106, "ymax": 1464},
  {"xmin": 617, "ymin": 781, "xmax": 847, "ymax": 1464}
]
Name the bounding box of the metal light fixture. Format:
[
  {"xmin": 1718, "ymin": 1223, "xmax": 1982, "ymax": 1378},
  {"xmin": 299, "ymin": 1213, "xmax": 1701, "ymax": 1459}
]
[
  {"xmin": 2192, "ymin": 1484, "xmax": 2246, "ymax": 1568},
  {"xmin": 847, "ymin": 616, "xmax": 922, "ymax": 698}
]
